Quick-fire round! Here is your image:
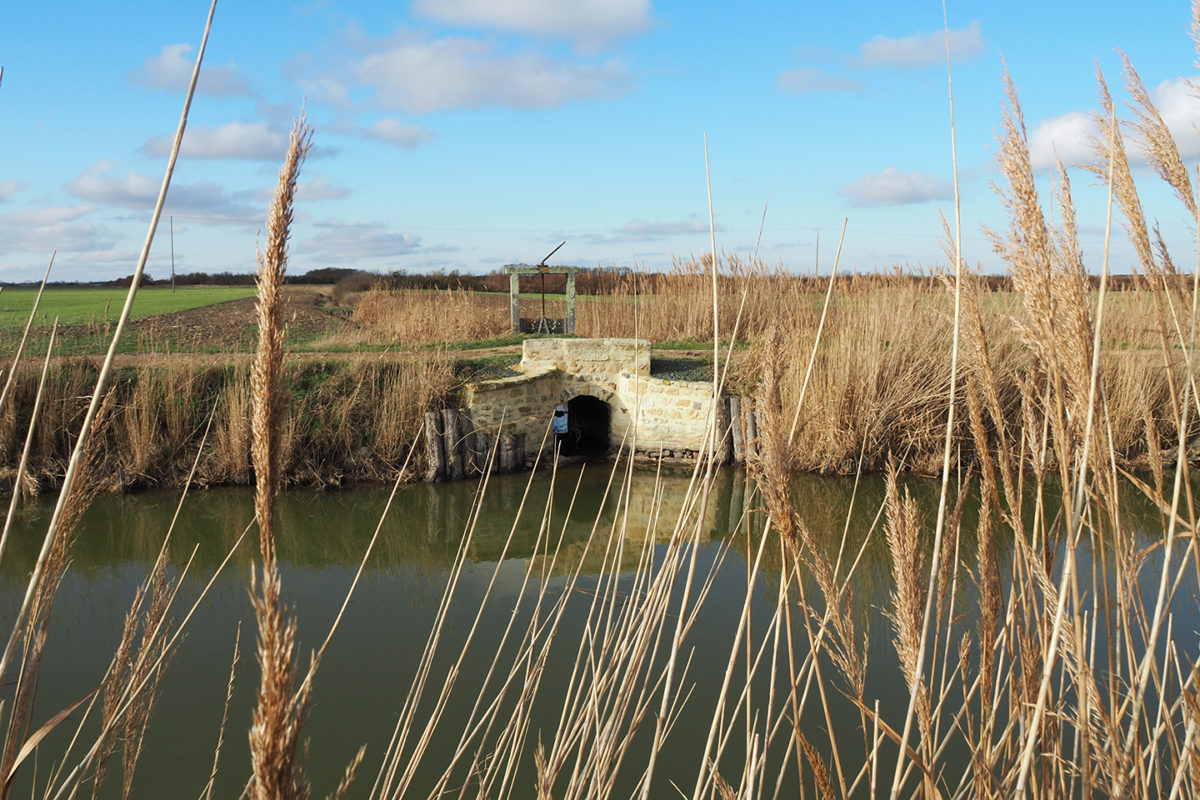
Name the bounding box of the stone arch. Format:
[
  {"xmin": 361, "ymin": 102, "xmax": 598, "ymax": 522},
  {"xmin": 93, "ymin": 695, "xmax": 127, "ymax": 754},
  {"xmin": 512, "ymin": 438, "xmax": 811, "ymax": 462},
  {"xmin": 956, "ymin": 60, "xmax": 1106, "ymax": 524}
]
[{"xmin": 566, "ymin": 394, "xmax": 611, "ymax": 457}]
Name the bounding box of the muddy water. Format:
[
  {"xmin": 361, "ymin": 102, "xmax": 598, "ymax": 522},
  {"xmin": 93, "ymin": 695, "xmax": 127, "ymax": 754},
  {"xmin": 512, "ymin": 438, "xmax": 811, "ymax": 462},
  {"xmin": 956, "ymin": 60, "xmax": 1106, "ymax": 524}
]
[{"xmin": 0, "ymin": 464, "xmax": 1189, "ymax": 797}]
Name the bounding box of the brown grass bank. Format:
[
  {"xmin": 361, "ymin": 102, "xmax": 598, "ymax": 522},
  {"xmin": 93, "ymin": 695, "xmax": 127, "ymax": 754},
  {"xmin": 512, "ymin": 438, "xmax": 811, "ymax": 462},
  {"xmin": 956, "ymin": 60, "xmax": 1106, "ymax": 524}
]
[{"xmin": 0, "ymin": 356, "xmax": 454, "ymax": 493}]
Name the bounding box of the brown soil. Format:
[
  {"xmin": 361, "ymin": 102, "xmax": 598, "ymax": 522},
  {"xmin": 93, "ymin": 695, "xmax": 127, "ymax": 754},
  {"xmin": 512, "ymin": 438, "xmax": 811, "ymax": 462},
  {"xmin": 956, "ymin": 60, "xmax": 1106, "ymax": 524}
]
[
  {"xmin": 125, "ymin": 285, "xmax": 346, "ymax": 351},
  {"xmin": 66, "ymin": 287, "xmax": 724, "ymax": 371}
]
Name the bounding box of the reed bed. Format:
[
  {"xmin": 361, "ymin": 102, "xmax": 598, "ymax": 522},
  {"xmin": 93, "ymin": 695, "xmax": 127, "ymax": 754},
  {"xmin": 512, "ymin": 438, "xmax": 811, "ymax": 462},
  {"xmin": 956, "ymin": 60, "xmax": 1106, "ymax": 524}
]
[
  {"xmin": 0, "ymin": 357, "xmax": 455, "ymax": 491},
  {"xmin": 348, "ymin": 263, "xmax": 1185, "ymax": 475},
  {"xmin": 5, "ymin": 4, "xmax": 1200, "ymax": 799},
  {"xmin": 350, "ymin": 287, "xmax": 509, "ymax": 345}
]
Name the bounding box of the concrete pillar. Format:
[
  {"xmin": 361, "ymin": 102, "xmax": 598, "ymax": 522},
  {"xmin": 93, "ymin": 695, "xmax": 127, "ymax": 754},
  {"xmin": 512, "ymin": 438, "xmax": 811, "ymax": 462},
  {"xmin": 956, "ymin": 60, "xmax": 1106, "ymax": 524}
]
[
  {"xmin": 566, "ymin": 272, "xmax": 576, "ymax": 335},
  {"xmin": 509, "ymin": 271, "xmax": 521, "ymax": 332}
]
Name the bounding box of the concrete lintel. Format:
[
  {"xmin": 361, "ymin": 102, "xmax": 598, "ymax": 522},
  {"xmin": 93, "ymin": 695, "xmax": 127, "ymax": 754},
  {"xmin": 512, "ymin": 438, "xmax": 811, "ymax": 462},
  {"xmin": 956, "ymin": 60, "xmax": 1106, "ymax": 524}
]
[{"xmin": 503, "ymin": 265, "xmax": 582, "ymax": 275}]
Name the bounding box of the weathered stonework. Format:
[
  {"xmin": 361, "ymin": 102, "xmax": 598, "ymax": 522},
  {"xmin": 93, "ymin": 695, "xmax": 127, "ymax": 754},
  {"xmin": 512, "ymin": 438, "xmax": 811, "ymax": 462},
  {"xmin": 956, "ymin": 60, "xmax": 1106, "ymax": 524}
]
[{"xmin": 463, "ymin": 338, "xmax": 720, "ymax": 464}]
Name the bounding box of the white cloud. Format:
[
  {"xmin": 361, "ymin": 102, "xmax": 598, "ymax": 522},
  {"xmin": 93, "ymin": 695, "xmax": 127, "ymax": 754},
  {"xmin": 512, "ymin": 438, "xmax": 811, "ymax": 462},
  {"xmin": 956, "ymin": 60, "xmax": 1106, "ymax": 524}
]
[
  {"xmin": 297, "ymin": 176, "xmax": 352, "ymax": 202},
  {"xmin": 352, "ymin": 32, "xmax": 630, "ymax": 112},
  {"xmin": 143, "ymin": 122, "xmax": 289, "ymax": 161},
  {"xmin": 305, "ymin": 223, "xmax": 421, "ymax": 259},
  {"xmin": 857, "ymin": 20, "xmax": 984, "ymax": 69},
  {"xmin": 66, "ymin": 161, "xmax": 259, "ymax": 222},
  {"xmin": 0, "ymin": 218, "xmax": 118, "ymax": 256},
  {"xmin": 584, "ymin": 218, "xmax": 717, "ymax": 244},
  {"xmin": 364, "ymin": 118, "xmax": 435, "ymax": 149},
  {"xmin": 0, "ymin": 204, "xmax": 96, "ymax": 226},
  {"xmin": 1153, "ymin": 76, "xmax": 1200, "ymax": 160},
  {"xmin": 412, "ymin": 0, "xmax": 651, "ymax": 46},
  {"xmin": 0, "ymin": 181, "xmax": 22, "ymax": 203},
  {"xmin": 838, "ymin": 167, "xmax": 953, "ymax": 207},
  {"xmin": 776, "ymin": 68, "xmax": 860, "ymax": 94},
  {"xmin": 1028, "ymin": 110, "xmax": 1095, "ymax": 170},
  {"xmin": 130, "ymin": 43, "xmax": 253, "ymax": 96}
]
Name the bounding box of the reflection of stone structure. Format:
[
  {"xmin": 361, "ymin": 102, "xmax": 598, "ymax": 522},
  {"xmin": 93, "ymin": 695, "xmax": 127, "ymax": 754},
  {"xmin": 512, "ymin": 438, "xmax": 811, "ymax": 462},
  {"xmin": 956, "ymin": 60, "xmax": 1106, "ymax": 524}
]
[{"xmin": 464, "ymin": 338, "xmax": 721, "ymax": 466}]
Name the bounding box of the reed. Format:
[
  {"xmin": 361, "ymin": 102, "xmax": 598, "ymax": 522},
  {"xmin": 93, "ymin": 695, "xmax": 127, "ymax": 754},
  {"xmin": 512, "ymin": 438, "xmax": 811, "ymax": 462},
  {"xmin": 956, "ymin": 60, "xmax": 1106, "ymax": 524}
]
[
  {"xmin": 8, "ymin": 4, "xmax": 1200, "ymax": 800},
  {"xmin": 247, "ymin": 113, "xmax": 311, "ymax": 800},
  {"xmin": 0, "ymin": 357, "xmax": 455, "ymax": 491}
]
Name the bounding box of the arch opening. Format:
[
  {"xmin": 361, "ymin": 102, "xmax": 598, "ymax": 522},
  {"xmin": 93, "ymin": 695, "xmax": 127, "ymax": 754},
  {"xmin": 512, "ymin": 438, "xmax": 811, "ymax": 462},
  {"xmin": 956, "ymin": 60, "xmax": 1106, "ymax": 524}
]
[{"xmin": 566, "ymin": 395, "xmax": 611, "ymax": 457}]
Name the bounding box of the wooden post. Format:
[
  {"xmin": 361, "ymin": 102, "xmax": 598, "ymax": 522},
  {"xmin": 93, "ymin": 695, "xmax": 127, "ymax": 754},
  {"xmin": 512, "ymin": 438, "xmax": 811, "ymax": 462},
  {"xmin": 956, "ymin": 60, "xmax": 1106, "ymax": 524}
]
[
  {"xmin": 743, "ymin": 397, "xmax": 758, "ymax": 462},
  {"xmin": 499, "ymin": 433, "xmax": 516, "ymax": 473},
  {"xmin": 476, "ymin": 433, "xmax": 495, "ymax": 475},
  {"xmin": 458, "ymin": 410, "xmax": 481, "ymax": 475},
  {"xmin": 716, "ymin": 396, "xmax": 733, "ymax": 464},
  {"xmin": 513, "ymin": 433, "xmax": 526, "ymax": 471},
  {"xmin": 729, "ymin": 396, "xmax": 744, "ymax": 464},
  {"xmin": 442, "ymin": 408, "xmax": 464, "ymax": 481},
  {"xmin": 424, "ymin": 410, "xmax": 445, "ymax": 481}
]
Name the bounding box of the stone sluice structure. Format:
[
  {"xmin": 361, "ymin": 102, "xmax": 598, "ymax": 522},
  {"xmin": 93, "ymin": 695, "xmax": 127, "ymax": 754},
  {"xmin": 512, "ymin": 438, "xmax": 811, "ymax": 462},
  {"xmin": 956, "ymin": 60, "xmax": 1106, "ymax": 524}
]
[{"xmin": 423, "ymin": 338, "xmax": 763, "ymax": 481}]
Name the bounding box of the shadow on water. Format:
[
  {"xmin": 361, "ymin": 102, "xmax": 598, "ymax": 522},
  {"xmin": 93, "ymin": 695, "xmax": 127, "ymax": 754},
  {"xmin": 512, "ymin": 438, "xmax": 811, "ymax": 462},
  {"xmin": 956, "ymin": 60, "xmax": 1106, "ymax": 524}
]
[{"xmin": 0, "ymin": 463, "xmax": 1194, "ymax": 796}]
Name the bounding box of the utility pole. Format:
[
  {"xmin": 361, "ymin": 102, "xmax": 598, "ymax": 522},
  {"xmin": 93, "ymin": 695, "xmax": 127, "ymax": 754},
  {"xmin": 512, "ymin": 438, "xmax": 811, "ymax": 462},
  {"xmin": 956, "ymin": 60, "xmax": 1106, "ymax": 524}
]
[{"xmin": 170, "ymin": 215, "xmax": 176, "ymax": 293}]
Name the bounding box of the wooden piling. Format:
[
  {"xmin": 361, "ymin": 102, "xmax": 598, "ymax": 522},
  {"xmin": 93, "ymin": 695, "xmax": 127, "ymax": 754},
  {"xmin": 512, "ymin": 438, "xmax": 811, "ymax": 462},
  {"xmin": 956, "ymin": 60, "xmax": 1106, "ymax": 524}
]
[
  {"xmin": 457, "ymin": 410, "xmax": 481, "ymax": 476},
  {"xmin": 424, "ymin": 410, "xmax": 445, "ymax": 482},
  {"xmin": 716, "ymin": 396, "xmax": 733, "ymax": 464},
  {"xmin": 442, "ymin": 408, "xmax": 464, "ymax": 481},
  {"xmin": 743, "ymin": 397, "xmax": 758, "ymax": 462},
  {"xmin": 513, "ymin": 433, "xmax": 526, "ymax": 470},
  {"xmin": 499, "ymin": 433, "xmax": 516, "ymax": 473},
  {"xmin": 477, "ymin": 433, "xmax": 495, "ymax": 474}
]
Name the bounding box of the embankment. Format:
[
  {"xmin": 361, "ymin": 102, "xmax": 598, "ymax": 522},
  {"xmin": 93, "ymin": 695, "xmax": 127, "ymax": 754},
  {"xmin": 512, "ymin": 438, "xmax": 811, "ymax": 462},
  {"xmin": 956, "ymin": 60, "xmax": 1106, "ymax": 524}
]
[{"xmin": 0, "ymin": 356, "xmax": 454, "ymax": 492}]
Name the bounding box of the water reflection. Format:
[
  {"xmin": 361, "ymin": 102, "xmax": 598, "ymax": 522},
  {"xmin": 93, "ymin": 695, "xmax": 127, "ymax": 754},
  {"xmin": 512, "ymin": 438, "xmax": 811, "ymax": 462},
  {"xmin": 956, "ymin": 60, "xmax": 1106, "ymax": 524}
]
[{"xmin": 0, "ymin": 463, "xmax": 1193, "ymax": 797}]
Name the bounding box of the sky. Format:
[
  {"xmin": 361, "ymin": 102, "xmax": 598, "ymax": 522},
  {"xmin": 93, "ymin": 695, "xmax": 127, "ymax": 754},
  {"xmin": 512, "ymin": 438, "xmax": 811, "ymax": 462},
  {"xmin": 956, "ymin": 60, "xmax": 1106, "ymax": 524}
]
[{"xmin": 2, "ymin": 0, "xmax": 1199, "ymax": 282}]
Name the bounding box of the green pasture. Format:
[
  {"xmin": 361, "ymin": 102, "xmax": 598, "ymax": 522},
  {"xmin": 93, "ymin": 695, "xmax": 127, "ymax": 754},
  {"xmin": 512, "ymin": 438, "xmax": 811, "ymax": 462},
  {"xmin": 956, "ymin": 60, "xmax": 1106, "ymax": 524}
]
[{"xmin": 0, "ymin": 286, "xmax": 256, "ymax": 331}]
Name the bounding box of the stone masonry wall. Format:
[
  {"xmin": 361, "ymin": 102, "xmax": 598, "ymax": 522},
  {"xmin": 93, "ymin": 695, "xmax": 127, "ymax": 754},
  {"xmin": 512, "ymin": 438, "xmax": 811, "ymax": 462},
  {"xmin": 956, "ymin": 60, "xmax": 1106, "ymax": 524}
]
[
  {"xmin": 464, "ymin": 338, "xmax": 715, "ymax": 464},
  {"xmin": 617, "ymin": 373, "xmax": 715, "ymax": 455}
]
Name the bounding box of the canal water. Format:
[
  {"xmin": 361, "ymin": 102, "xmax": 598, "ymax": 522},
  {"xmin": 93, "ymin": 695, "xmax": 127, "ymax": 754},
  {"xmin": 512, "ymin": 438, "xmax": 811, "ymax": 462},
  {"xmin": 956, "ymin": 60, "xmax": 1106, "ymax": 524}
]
[{"xmin": 0, "ymin": 463, "xmax": 1192, "ymax": 797}]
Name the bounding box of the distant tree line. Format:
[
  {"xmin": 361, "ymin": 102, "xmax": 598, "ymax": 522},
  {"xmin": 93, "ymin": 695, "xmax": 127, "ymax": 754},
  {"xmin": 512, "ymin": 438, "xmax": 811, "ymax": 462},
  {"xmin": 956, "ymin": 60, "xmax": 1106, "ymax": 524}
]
[{"xmin": 1, "ymin": 267, "xmax": 1161, "ymax": 294}]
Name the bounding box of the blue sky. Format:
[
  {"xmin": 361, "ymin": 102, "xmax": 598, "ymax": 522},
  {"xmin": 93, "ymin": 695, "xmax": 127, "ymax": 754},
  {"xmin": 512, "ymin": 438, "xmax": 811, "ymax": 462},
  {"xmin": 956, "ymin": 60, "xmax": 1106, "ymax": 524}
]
[{"xmin": 2, "ymin": 0, "xmax": 1199, "ymax": 282}]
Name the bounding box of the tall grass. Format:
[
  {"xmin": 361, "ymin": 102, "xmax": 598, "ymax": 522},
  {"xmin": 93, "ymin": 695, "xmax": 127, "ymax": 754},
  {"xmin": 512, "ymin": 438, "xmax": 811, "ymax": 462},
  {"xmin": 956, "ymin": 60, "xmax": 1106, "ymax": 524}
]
[
  {"xmin": 348, "ymin": 263, "xmax": 1184, "ymax": 477},
  {"xmin": 6, "ymin": 3, "xmax": 1200, "ymax": 799}
]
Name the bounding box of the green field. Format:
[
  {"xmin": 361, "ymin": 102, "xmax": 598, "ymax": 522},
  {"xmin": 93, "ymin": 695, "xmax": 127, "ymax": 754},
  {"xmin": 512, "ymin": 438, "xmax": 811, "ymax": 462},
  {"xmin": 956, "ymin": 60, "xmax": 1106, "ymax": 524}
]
[{"xmin": 0, "ymin": 286, "xmax": 257, "ymax": 331}]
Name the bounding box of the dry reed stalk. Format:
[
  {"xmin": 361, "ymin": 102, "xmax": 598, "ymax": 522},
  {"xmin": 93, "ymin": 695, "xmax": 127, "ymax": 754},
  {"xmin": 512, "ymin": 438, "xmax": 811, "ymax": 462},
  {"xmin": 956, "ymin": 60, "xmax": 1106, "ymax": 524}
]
[
  {"xmin": 203, "ymin": 623, "xmax": 240, "ymax": 800},
  {"xmin": 748, "ymin": 324, "xmax": 856, "ymax": 794},
  {"xmin": 84, "ymin": 543, "xmax": 177, "ymax": 800},
  {"xmin": 0, "ymin": 325, "xmax": 57, "ymax": 568},
  {"xmin": 886, "ymin": 19, "xmax": 967, "ymax": 796},
  {"xmin": 371, "ymin": 438, "xmax": 553, "ymax": 796},
  {"xmin": 0, "ymin": 392, "xmax": 112, "ymax": 800},
  {"xmin": 350, "ymin": 289, "xmax": 507, "ymax": 346},
  {"xmin": 248, "ymin": 113, "xmax": 312, "ymax": 800},
  {"xmin": 0, "ymin": 0, "xmax": 216, "ymax": 694},
  {"xmin": 0, "ymin": 255, "xmax": 54, "ymax": 419}
]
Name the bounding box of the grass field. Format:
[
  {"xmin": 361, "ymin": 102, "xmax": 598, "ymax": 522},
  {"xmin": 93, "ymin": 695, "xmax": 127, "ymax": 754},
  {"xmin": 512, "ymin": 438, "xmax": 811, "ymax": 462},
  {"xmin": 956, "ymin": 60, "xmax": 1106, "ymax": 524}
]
[{"xmin": 0, "ymin": 286, "xmax": 257, "ymax": 331}]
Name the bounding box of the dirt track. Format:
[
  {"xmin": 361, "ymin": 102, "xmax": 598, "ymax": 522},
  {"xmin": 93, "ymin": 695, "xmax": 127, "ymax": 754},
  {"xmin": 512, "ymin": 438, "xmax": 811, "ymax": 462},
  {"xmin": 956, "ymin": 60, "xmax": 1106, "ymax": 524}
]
[
  {"xmin": 49, "ymin": 286, "xmax": 715, "ymax": 371},
  {"xmin": 101, "ymin": 287, "xmax": 529, "ymax": 368}
]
